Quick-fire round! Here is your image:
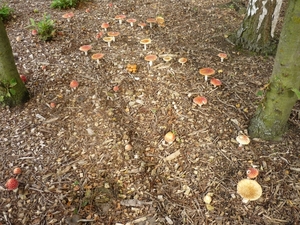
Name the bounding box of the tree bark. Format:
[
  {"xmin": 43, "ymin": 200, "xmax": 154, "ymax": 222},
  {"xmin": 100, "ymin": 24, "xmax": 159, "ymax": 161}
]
[
  {"xmin": 0, "ymin": 19, "xmax": 29, "ymax": 107},
  {"xmin": 249, "ymin": 0, "xmax": 300, "ymax": 140},
  {"xmin": 231, "ymin": 0, "xmax": 283, "ymax": 54}
]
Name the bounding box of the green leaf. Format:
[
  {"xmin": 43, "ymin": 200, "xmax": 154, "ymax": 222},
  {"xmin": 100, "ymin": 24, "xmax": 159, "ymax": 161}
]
[
  {"xmin": 9, "ymin": 78, "xmax": 17, "ymax": 87},
  {"xmin": 0, "ymin": 96, "xmax": 4, "ymax": 102},
  {"xmin": 9, "ymin": 89, "xmax": 16, "ymax": 96},
  {"xmin": 256, "ymin": 90, "xmax": 264, "ymax": 97},
  {"xmin": 291, "ymin": 88, "xmax": 300, "ymax": 99}
]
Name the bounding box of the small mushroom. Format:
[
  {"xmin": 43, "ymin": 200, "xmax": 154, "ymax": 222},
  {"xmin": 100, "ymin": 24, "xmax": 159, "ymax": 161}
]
[
  {"xmin": 163, "ymin": 56, "xmax": 172, "ymax": 63},
  {"xmin": 79, "ymin": 45, "xmax": 92, "ymax": 55},
  {"xmin": 138, "ymin": 22, "xmax": 147, "ymax": 29},
  {"xmin": 199, "ymin": 68, "xmax": 215, "ymax": 82},
  {"xmin": 178, "ymin": 57, "xmax": 187, "ymax": 66},
  {"xmin": 126, "ymin": 18, "xmax": 136, "ymax": 27},
  {"xmin": 164, "ymin": 132, "xmax": 176, "ymax": 144},
  {"xmin": 247, "ymin": 168, "xmax": 259, "ymax": 179},
  {"xmin": 103, "ymin": 37, "xmax": 114, "ymax": 47},
  {"xmin": 236, "ymin": 134, "xmax": 250, "ymax": 148},
  {"xmin": 146, "ymin": 18, "xmax": 156, "ymax": 28},
  {"xmin": 140, "ymin": 38, "xmax": 151, "ymax": 50},
  {"xmin": 115, "ymin": 15, "xmax": 126, "ymax": 24},
  {"xmin": 237, "ymin": 179, "xmax": 262, "ymax": 203},
  {"xmin": 193, "ymin": 96, "xmax": 207, "ymax": 107},
  {"xmin": 91, "ymin": 53, "xmax": 104, "ymax": 65},
  {"xmin": 62, "ymin": 12, "xmax": 74, "ymax": 22},
  {"xmin": 70, "ymin": 80, "xmax": 79, "ymax": 89},
  {"xmin": 107, "ymin": 31, "xmax": 120, "ymax": 42},
  {"xmin": 144, "ymin": 54, "xmax": 157, "ymax": 66},
  {"xmin": 210, "ymin": 78, "xmax": 222, "ymax": 87},
  {"xmin": 101, "ymin": 22, "xmax": 110, "ymax": 31},
  {"xmin": 218, "ymin": 53, "xmax": 227, "ymax": 62}
]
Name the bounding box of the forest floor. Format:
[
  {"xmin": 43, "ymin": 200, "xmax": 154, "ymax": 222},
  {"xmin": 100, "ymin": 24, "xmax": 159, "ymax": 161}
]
[{"xmin": 0, "ymin": 0, "xmax": 299, "ymax": 224}]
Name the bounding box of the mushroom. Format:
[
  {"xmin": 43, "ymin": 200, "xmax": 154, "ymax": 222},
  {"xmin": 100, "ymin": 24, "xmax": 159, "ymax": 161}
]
[
  {"xmin": 218, "ymin": 53, "xmax": 227, "ymax": 62},
  {"xmin": 163, "ymin": 56, "xmax": 172, "ymax": 63},
  {"xmin": 247, "ymin": 168, "xmax": 259, "ymax": 179},
  {"xmin": 126, "ymin": 18, "xmax": 136, "ymax": 27},
  {"xmin": 115, "ymin": 15, "xmax": 126, "ymax": 24},
  {"xmin": 146, "ymin": 18, "xmax": 156, "ymax": 28},
  {"xmin": 178, "ymin": 57, "xmax": 187, "ymax": 66},
  {"xmin": 62, "ymin": 12, "xmax": 74, "ymax": 22},
  {"xmin": 236, "ymin": 134, "xmax": 250, "ymax": 148},
  {"xmin": 103, "ymin": 37, "xmax": 114, "ymax": 47},
  {"xmin": 144, "ymin": 54, "xmax": 157, "ymax": 66},
  {"xmin": 237, "ymin": 179, "xmax": 262, "ymax": 203},
  {"xmin": 79, "ymin": 45, "xmax": 92, "ymax": 55},
  {"xmin": 101, "ymin": 22, "xmax": 109, "ymax": 31},
  {"xmin": 70, "ymin": 80, "xmax": 79, "ymax": 89},
  {"xmin": 140, "ymin": 38, "xmax": 151, "ymax": 50},
  {"xmin": 199, "ymin": 67, "xmax": 215, "ymax": 81},
  {"xmin": 164, "ymin": 131, "xmax": 176, "ymax": 143},
  {"xmin": 138, "ymin": 22, "xmax": 147, "ymax": 29},
  {"xmin": 193, "ymin": 96, "xmax": 207, "ymax": 107},
  {"xmin": 107, "ymin": 31, "xmax": 120, "ymax": 42},
  {"xmin": 5, "ymin": 178, "xmax": 19, "ymax": 190},
  {"xmin": 210, "ymin": 78, "xmax": 222, "ymax": 87},
  {"xmin": 91, "ymin": 53, "xmax": 104, "ymax": 65}
]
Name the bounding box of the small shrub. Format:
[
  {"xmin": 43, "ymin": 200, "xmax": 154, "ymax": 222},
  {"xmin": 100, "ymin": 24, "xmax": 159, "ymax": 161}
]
[
  {"xmin": 0, "ymin": 3, "xmax": 13, "ymax": 21},
  {"xmin": 29, "ymin": 14, "xmax": 55, "ymax": 41},
  {"xmin": 50, "ymin": 0, "xmax": 81, "ymax": 9}
]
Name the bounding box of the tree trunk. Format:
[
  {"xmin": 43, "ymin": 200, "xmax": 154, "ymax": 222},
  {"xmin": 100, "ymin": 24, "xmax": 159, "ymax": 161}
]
[
  {"xmin": 231, "ymin": 0, "xmax": 283, "ymax": 54},
  {"xmin": 0, "ymin": 19, "xmax": 29, "ymax": 107},
  {"xmin": 249, "ymin": 0, "xmax": 300, "ymax": 140}
]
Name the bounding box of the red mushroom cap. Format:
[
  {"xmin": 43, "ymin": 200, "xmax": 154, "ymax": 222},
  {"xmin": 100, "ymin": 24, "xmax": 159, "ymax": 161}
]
[
  {"xmin": 210, "ymin": 78, "xmax": 222, "ymax": 87},
  {"xmin": 70, "ymin": 80, "xmax": 79, "ymax": 89},
  {"xmin": 5, "ymin": 178, "xmax": 19, "ymax": 190},
  {"xmin": 193, "ymin": 96, "xmax": 207, "ymax": 106},
  {"xmin": 247, "ymin": 168, "xmax": 259, "ymax": 179}
]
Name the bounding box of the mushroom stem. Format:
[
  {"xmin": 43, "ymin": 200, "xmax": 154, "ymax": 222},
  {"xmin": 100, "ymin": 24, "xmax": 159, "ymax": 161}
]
[
  {"xmin": 149, "ymin": 61, "xmax": 153, "ymax": 67},
  {"xmin": 205, "ymin": 75, "xmax": 208, "ymax": 81},
  {"xmin": 85, "ymin": 52, "xmax": 88, "ymax": 56},
  {"xmin": 96, "ymin": 59, "xmax": 100, "ymax": 64},
  {"xmin": 221, "ymin": 58, "xmax": 224, "ymax": 63},
  {"xmin": 144, "ymin": 44, "xmax": 147, "ymax": 50},
  {"xmin": 107, "ymin": 42, "xmax": 111, "ymax": 47}
]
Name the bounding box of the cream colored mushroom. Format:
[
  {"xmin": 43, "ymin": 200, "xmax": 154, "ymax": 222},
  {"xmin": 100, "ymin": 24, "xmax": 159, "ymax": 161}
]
[{"xmin": 237, "ymin": 179, "xmax": 262, "ymax": 203}]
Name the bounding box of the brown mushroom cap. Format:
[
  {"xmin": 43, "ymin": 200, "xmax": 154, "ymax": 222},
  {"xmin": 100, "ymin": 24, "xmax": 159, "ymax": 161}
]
[
  {"xmin": 210, "ymin": 78, "xmax": 222, "ymax": 87},
  {"xmin": 101, "ymin": 23, "xmax": 110, "ymax": 30},
  {"xmin": 144, "ymin": 54, "xmax": 157, "ymax": 66},
  {"xmin": 236, "ymin": 134, "xmax": 250, "ymax": 146},
  {"xmin": 62, "ymin": 12, "xmax": 74, "ymax": 20},
  {"xmin": 79, "ymin": 45, "xmax": 92, "ymax": 55},
  {"xmin": 115, "ymin": 15, "xmax": 126, "ymax": 24},
  {"xmin": 237, "ymin": 179, "xmax": 262, "ymax": 201},
  {"xmin": 199, "ymin": 67, "xmax": 215, "ymax": 77},
  {"xmin": 193, "ymin": 96, "xmax": 207, "ymax": 106},
  {"xmin": 247, "ymin": 168, "xmax": 259, "ymax": 179},
  {"xmin": 91, "ymin": 53, "xmax": 104, "ymax": 61},
  {"xmin": 107, "ymin": 31, "xmax": 120, "ymax": 41},
  {"xmin": 178, "ymin": 57, "xmax": 187, "ymax": 65}
]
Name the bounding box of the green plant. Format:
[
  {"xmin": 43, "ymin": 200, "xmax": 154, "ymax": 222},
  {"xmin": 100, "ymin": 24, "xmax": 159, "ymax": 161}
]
[
  {"xmin": 29, "ymin": 14, "xmax": 55, "ymax": 41},
  {"xmin": 0, "ymin": 3, "xmax": 13, "ymax": 21},
  {"xmin": 50, "ymin": 0, "xmax": 81, "ymax": 9},
  {"xmin": 0, "ymin": 78, "xmax": 17, "ymax": 102}
]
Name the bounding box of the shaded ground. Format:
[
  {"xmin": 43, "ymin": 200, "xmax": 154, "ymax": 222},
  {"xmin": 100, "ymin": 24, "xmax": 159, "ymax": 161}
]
[{"xmin": 0, "ymin": 0, "xmax": 299, "ymax": 224}]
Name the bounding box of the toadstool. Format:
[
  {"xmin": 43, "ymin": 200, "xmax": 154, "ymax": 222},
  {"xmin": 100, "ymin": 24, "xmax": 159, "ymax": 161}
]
[
  {"xmin": 236, "ymin": 134, "xmax": 250, "ymax": 148},
  {"xmin": 126, "ymin": 18, "xmax": 136, "ymax": 27},
  {"xmin": 237, "ymin": 179, "xmax": 262, "ymax": 203},
  {"xmin": 247, "ymin": 168, "xmax": 259, "ymax": 179},
  {"xmin": 62, "ymin": 12, "xmax": 74, "ymax": 22},
  {"xmin": 199, "ymin": 67, "xmax": 215, "ymax": 81},
  {"xmin": 115, "ymin": 15, "xmax": 126, "ymax": 24},
  {"xmin": 138, "ymin": 22, "xmax": 147, "ymax": 29},
  {"xmin": 193, "ymin": 96, "xmax": 207, "ymax": 107},
  {"xmin": 218, "ymin": 53, "xmax": 227, "ymax": 62},
  {"xmin": 140, "ymin": 38, "xmax": 151, "ymax": 50},
  {"xmin": 5, "ymin": 178, "xmax": 19, "ymax": 190},
  {"xmin": 210, "ymin": 78, "xmax": 222, "ymax": 87},
  {"xmin": 164, "ymin": 131, "xmax": 176, "ymax": 143},
  {"xmin": 91, "ymin": 53, "xmax": 104, "ymax": 65},
  {"xmin": 144, "ymin": 54, "xmax": 157, "ymax": 66},
  {"xmin": 107, "ymin": 31, "xmax": 120, "ymax": 42},
  {"xmin": 146, "ymin": 18, "xmax": 156, "ymax": 28},
  {"xmin": 103, "ymin": 36, "xmax": 114, "ymax": 47},
  {"xmin": 13, "ymin": 167, "xmax": 22, "ymax": 175},
  {"xmin": 79, "ymin": 45, "xmax": 92, "ymax": 55},
  {"xmin": 178, "ymin": 57, "xmax": 187, "ymax": 66},
  {"xmin": 70, "ymin": 80, "xmax": 79, "ymax": 89},
  {"xmin": 101, "ymin": 22, "xmax": 110, "ymax": 31}
]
